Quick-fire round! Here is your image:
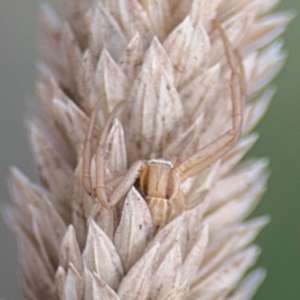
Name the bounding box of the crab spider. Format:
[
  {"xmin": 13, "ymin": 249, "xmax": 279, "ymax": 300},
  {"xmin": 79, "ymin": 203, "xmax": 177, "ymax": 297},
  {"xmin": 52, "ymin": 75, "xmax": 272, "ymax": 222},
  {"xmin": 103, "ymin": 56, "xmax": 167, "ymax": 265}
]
[{"xmin": 82, "ymin": 21, "xmax": 246, "ymax": 227}]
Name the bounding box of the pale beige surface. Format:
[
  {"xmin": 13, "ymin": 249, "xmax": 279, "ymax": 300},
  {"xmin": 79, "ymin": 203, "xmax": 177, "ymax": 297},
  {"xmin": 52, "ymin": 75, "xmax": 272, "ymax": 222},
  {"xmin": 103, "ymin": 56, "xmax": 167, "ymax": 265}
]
[{"xmin": 0, "ymin": 1, "xmax": 300, "ymax": 300}]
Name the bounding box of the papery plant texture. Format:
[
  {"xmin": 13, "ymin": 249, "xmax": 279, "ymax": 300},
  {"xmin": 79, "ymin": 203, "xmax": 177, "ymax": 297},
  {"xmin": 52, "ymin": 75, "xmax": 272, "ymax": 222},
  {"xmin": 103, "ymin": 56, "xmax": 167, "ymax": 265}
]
[{"xmin": 4, "ymin": 0, "xmax": 293, "ymax": 299}]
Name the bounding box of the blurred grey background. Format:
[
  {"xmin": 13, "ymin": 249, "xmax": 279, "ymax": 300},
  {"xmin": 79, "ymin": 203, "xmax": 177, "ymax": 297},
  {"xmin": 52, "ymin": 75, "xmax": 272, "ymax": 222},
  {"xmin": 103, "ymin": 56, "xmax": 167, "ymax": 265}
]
[{"xmin": 0, "ymin": 0, "xmax": 299, "ymax": 299}]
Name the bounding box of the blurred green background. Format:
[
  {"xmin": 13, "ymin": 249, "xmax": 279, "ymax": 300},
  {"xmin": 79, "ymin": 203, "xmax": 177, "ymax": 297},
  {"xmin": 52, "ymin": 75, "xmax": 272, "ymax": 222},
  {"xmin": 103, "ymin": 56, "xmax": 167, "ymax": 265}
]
[{"xmin": 0, "ymin": 1, "xmax": 299, "ymax": 299}]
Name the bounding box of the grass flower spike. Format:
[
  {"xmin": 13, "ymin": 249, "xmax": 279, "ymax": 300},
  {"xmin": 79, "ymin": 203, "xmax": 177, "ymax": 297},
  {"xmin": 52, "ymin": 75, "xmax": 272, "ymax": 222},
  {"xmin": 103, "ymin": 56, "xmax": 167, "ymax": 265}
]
[{"xmin": 5, "ymin": 0, "xmax": 292, "ymax": 299}]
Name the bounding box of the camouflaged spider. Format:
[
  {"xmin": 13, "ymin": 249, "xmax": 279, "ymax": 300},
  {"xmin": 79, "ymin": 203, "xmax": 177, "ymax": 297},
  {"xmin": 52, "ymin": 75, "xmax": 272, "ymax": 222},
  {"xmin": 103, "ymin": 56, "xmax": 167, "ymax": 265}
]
[{"xmin": 82, "ymin": 21, "xmax": 246, "ymax": 227}]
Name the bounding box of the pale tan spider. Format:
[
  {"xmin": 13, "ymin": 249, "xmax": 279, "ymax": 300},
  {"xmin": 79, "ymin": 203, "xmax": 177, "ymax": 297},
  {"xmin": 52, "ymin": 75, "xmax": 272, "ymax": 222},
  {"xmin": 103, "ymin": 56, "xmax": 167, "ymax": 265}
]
[{"xmin": 82, "ymin": 21, "xmax": 246, "ymax": 227}]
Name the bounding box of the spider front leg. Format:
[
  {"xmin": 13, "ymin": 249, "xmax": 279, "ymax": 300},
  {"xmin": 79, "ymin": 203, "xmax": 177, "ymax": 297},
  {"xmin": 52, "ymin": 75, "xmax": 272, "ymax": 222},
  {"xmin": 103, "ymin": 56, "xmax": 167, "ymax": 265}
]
[
  {"xmin": 96, "ymin": 159, "xmax": 145, "ymax": 209},
  {"xmin": 83, "ymin": 101, "xmax": 146, "ymax": 209},
  {"xmin": 177, "ymin": 20, "xmax": 246, "ymax": 182},
  {"xmin": 82, "ymin": 100, "xmax": 103, "ymax": 198}
]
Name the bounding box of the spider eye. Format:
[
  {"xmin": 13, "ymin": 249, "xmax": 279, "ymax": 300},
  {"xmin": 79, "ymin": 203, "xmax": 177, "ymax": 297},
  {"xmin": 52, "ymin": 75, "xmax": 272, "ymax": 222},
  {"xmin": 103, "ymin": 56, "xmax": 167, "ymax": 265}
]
[{"xmin": 147, "ymin": 159, "xmax": 174, "ymax": 169}]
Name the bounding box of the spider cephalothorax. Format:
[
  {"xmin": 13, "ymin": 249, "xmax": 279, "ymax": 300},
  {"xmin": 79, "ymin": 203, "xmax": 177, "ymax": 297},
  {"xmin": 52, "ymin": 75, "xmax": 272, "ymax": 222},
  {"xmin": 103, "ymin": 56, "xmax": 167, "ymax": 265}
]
[
  {"xmin": 138, "ymin": 159, "xmax": 181, "ymax": 226},
  {"xmin": 82, "ymin": 21, "xmax": 245, "ymax": 228},
  {"xmin": 138, "ymin": 159, "xmax": 179, "ymax": 202}
]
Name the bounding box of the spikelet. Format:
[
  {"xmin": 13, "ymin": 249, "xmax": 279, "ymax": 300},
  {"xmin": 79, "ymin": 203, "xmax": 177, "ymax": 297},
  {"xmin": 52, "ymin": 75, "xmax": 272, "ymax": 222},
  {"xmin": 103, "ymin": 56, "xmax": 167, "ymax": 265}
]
[{"xmin": 4, "ymin": 0, "xmax": 293, "ymax": 299}]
